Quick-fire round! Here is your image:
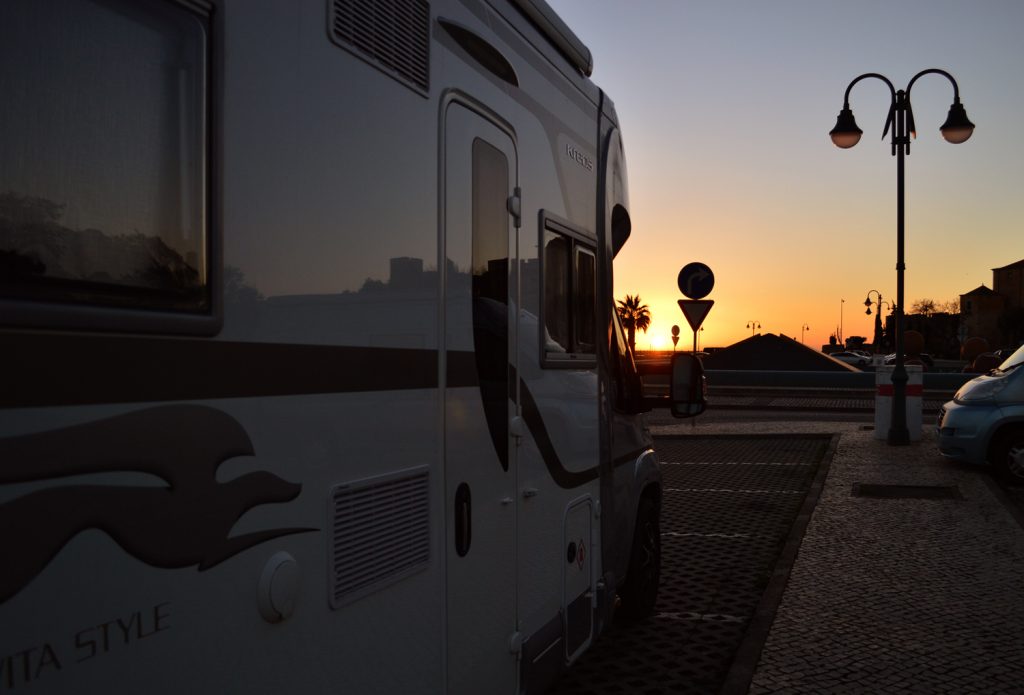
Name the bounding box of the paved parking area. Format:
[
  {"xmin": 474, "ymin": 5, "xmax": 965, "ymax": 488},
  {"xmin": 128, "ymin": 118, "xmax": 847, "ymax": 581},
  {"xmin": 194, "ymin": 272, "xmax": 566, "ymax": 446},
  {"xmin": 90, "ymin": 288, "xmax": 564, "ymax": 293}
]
[
  {"xmin": 548, "ymin": 434, "xmax": 833, "ymax": 695},
  {"xmin": 747, "ymin": 427, "xmax": 1024, "ymax": 694}
]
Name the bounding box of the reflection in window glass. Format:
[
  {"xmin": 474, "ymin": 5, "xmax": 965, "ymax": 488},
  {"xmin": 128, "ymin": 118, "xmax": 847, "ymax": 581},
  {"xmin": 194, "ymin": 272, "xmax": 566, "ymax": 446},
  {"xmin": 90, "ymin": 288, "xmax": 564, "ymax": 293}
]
[
  {"xmin": 543, "ymin": 231, "xmax": 570, "ymax": 352},
  {"xmin": 472, "ymin": 139, "xmax": 508, "ymax": 306},
  {"xmin": 575, "ymin": 247, "xmax": 595, "ymax": 353},
  {"xmin": 542, "ymin": 221, "xmax": 596, "ymax": 363},
  {"xmin": 0, "ymin": 0, "xmax": 208, "ymax": 311},
  {"xmin": 472, "ymin": 138, "xmax": 510, "ymax": 468}
]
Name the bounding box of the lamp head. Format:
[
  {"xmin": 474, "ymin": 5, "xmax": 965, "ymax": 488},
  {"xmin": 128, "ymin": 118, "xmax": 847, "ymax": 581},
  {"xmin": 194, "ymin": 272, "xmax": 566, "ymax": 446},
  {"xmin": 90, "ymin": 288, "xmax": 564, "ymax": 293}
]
[
  {"xmin": 940, "ymin": 99, "xmax": 975, "ymax": 144},
  {"xmin": 865, "ymin": 307, "xmax": 872, "ymax": 315},
  {"xmin": 829, "ymin": 107, "xmax": 863, "ymax": 148}
]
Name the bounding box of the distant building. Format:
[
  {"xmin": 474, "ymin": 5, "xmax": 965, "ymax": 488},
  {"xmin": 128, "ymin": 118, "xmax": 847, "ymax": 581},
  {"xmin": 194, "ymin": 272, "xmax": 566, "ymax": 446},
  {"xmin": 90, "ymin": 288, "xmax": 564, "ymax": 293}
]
[
  {"xmin": 389, "ymin": 256, "xmax": 425, "ymax": 291},
  {"xmin": 993, "ymin": 258, "xmax": 1024, "ymax": 310},
  {"xmin": 959, "ymin": 258, "xmax": 1024, "ymax": 351},
  {"xmin": 960, "ymin": 285, "xmax": 1004, "ymax": 349}
]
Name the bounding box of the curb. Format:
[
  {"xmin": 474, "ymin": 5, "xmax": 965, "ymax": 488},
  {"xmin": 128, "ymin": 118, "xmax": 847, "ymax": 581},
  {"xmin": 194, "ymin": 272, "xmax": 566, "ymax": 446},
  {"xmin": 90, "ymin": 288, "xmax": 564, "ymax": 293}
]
[{"xmin": 717, "ymin": 433, "xmax": 840, "ymax": 695}]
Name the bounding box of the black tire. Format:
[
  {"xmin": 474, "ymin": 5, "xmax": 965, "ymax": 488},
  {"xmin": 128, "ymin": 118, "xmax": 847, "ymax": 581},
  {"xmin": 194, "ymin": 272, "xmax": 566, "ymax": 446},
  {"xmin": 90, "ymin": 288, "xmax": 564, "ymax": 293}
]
[
  {"xmin": 617, "ymin": 495, "xmax": 660, "ymax": 622},
  {"xmin": 992, "ymin": 427, "xmax": 1024, "ymax": 485}
]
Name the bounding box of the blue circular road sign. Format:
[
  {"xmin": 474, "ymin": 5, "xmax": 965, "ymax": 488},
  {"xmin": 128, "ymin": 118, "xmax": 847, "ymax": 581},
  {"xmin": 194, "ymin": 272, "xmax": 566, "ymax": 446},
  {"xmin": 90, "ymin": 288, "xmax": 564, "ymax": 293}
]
[{"xmin": 677, "ymin": 262, "xmax": 715, "ymax": 299}]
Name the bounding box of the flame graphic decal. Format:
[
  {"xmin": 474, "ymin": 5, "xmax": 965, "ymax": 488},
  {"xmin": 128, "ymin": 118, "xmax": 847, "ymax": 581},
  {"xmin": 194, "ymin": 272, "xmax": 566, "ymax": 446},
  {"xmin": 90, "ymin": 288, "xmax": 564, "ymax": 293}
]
[{"xmin": 0, "ymin": 406, "xmax": 314, "ymax": 603}]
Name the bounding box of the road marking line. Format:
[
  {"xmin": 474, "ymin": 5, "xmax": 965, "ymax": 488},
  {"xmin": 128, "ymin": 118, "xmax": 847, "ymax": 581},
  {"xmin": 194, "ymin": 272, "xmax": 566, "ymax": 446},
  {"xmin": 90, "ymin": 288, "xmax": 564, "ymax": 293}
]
[
  {"xmin": 666, "ymin": 487, "xmax": 804, "ymax": 494},
  {"xmin": 662, "ymin": 532, "xmax": 751, "ymax": 539},
  {"xmin": 661, "ymin": 461, "xmax": 812, "ymax": 467},
  {"xmin": 655, "ymin": 611, "xmax": 746, "ymax": 624}
]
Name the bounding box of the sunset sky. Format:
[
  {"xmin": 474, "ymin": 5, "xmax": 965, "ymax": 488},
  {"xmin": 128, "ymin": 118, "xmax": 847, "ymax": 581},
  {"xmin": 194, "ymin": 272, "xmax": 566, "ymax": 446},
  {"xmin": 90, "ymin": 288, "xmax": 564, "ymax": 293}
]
[{"xmin": 549, "ymin": 0, "xmax": 1024, "ymax": 351}]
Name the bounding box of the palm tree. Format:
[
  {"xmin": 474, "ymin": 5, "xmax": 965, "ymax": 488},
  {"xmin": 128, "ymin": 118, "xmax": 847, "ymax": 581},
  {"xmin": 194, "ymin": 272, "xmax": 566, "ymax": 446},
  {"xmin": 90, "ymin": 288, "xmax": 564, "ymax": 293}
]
[{"xmin": 617, "ymin": 294, "xmax": 651, "ymax": 353}]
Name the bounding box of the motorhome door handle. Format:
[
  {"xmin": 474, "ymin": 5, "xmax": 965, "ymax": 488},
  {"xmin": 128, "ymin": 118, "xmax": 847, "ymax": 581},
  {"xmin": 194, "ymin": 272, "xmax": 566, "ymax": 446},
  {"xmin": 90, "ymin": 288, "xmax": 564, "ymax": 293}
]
[
  {"xmin": 522, "ymin": 487, "xmax": 539, "ymax": 499},
  {"xmin": 510, "ymin": 415, "xmax": 525, "ymax": 438},
  {"xmin": 454, "ymin": 483, "xmax": 471, "ymax": 557}
]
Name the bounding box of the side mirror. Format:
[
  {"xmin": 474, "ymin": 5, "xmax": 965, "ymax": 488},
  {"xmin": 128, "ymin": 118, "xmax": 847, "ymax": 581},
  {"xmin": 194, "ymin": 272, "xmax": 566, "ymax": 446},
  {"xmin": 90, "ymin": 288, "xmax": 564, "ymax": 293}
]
[{"xmin": 670, "ymin": 354, "xmax": 707, "ymax": 418}]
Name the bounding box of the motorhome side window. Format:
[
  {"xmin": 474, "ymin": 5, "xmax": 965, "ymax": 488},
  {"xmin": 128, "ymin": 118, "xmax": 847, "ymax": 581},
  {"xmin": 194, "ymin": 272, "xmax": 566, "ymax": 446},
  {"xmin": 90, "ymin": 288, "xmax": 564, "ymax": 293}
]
[
  {"xmin": 541, "ymin": 216, "xmax": 596, "ymax": 367},
  {"xmin": 0, "ymin": 0, "xmax": 209, "ymax": 314}
]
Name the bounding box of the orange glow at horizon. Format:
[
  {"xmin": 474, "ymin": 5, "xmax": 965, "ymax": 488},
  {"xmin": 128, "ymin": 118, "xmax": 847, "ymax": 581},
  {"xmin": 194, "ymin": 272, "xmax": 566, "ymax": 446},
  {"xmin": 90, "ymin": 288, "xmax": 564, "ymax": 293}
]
[
  {"xmin": 551, "ymin": 0, "xmax": 1024, "ymax": 358},
  {"xmin": 615, "ymin": 289, "xmax": 901, "ymax": 355}
]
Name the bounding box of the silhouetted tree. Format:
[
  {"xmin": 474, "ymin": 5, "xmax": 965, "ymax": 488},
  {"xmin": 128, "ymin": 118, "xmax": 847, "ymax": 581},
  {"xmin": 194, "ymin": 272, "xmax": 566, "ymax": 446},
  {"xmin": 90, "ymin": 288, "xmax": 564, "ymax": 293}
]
[
  {"xmin": 616, "ymin": 294, "xmax": 651, "ymax": 353},
  {"xmin": 911, "ymin": 298, "xmax": 936, "ymax": 316},
  {"xmin": 224, "ymin": 265, "xmax": 263, "ymax": 304},
  {"xmin": 0, "ymin": 191, "xmax": 64, "ymax": 226}
]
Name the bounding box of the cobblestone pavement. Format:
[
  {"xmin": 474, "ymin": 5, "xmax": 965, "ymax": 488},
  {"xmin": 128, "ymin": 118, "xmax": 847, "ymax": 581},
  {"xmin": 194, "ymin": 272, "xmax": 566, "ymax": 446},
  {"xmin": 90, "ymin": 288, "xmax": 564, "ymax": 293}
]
[
  {"xmin": 645, "ymin": 416, "xmax": 1024, "ymax": 693},
  {"xmin": 695, "ymin": 424, "xmax": 1024, "ymax": 694},
  {"xmin": 548, "ymin": 434, "xmax": 832, "ymax": 695}
]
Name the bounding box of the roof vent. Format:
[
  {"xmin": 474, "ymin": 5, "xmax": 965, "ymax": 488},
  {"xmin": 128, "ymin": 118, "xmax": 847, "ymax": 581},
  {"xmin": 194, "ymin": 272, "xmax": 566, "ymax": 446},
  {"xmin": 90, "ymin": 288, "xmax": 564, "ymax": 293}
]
[
  {"xmin": 329, "ymin": 466, "xmax": 431, "ymax": 608},
  {"xmin": 329, "ymin": 0, "xmax": 430, "ymax": 95}
]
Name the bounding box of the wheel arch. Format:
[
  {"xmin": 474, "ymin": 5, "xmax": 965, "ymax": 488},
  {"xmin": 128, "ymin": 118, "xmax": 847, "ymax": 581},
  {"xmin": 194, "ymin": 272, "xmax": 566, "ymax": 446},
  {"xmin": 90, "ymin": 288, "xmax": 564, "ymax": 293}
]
[{"xmin": 986, "ymin": 415, "xmax": 1024, "ymax": 463}]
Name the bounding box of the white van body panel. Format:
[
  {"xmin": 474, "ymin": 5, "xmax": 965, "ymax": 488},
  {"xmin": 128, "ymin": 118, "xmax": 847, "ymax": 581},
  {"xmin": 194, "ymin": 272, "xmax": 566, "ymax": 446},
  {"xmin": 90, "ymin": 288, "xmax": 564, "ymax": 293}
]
[{"xmin": 0, "ymin": 1, "xmax": 657, "ymax": 692}]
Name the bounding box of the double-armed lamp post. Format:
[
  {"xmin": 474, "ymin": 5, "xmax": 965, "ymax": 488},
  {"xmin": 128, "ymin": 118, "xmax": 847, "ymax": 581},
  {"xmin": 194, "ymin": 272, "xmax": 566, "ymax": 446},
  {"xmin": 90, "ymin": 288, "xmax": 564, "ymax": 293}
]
[
  {"xmin": 864, "ymin": 290, "xmax": 884, "ymax": 353},
  {"xmin": 829, "ymin": 68, "xmax": 974, "ymax": 445}
]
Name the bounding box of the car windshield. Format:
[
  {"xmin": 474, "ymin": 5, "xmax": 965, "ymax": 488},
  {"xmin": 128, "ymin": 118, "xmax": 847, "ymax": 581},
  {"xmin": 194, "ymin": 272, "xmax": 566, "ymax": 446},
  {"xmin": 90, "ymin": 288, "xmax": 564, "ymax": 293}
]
[{"xmin": 997, "ymin": 344, "xmax": 1024, "ymax": 372}]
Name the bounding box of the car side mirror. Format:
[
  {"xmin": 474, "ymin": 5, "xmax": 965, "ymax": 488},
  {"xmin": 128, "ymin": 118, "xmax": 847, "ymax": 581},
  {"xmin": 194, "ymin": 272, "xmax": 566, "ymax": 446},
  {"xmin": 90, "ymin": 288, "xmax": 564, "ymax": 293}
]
[{"xmin": 670, "ymin": 353, "xmax": 707, "ymax": 418}]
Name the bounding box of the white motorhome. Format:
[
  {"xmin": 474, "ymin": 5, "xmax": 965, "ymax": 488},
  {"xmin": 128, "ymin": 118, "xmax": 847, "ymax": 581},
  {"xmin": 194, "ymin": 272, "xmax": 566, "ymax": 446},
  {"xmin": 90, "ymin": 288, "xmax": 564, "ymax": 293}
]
[{"xmin": 0, "ymin": 0, "xmax": 703, "ymax": 692}]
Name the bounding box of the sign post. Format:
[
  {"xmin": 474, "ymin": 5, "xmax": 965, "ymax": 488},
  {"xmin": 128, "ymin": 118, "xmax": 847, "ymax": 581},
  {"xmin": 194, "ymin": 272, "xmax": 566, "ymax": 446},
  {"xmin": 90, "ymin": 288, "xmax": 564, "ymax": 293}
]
[
  {"xmin": 678, "ymin": 300, "xmax": 714, "ymax": 352},
  {"xmin": 677, "ymin": 262, "xmax": 715, "ymax": 354}
]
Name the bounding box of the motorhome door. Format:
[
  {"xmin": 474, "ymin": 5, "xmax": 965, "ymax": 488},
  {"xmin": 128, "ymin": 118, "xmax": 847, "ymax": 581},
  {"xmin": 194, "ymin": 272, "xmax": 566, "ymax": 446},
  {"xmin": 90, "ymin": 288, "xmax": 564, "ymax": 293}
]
[{"xmin": 443, "ymin": 100, "xmax": 519, "ymax": 695}]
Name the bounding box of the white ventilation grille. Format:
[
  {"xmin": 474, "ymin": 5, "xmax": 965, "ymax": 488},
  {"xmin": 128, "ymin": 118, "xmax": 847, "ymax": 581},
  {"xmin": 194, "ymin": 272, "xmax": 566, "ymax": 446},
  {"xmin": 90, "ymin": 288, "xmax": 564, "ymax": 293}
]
[
  {"xmin": 329, "ymin": 0, "xmax": 430, "ymax": 94},
  {"xmin": 329, "ymin": 466, "xmax": 430, "ymax": 608}
]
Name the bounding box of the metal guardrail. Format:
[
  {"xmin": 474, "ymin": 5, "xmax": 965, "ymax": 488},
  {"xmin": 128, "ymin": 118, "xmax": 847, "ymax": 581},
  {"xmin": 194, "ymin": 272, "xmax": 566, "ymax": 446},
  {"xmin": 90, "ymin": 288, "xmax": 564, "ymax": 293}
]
[
  {"xmin": 703, "ymin": 370, "xmax": 973, "ymax": 391},
  {"xmin": 640, "ymin": 369, "xmax": 973, "ymax": 409}
]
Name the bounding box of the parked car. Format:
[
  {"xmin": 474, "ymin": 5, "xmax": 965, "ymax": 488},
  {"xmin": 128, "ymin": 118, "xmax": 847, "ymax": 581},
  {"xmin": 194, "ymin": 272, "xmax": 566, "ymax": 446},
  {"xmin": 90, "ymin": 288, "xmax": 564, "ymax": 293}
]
[
  {"xmin": 831, "ymin": 351, "xmax": 869, "ymax": 367},
  {"xmin": 965, "ymin": 352, "xmax": 1002, "ymax": 373},
  {"xmin": 937, "ymin": 343, "xmax": 1024, "ymax": 483},
  {"xmin": 883, "ymin": 352, "xmax": 934, "ymax": 368},
  {"xmin": 995, "ymin": 345, "xmax": 1023, "ymax": 361}
]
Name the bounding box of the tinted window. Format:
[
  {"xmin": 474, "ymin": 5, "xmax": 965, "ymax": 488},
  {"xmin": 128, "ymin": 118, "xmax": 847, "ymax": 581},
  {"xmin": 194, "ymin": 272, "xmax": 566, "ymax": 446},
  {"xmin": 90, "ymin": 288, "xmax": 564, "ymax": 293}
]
[
  {"xmin": 0, "ymin": 0, "xmax": 208, "ymax": 312},
  {"xmin": 574, "ymin": 247, "xmax": 595, "ymax": 354},
  {"xmin": 472, "ymin": 138, "xmax": 510, "ymax": 468},
  {"xmin": 543, "ymin": 231, "xmax": 571, "ymax": 352},
  {"xmin": 541, "ymin": 218, "xmax": 595, "ymax": 365}
]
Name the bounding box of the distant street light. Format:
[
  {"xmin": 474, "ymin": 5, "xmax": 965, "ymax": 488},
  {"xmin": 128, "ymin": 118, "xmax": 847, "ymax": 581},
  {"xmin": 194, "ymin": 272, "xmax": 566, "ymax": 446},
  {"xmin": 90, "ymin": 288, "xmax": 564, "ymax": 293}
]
[
  {"xmin": 839, "ymin": 298, "xmax": 845, "ymax": 347},
  {"xmin": 830, "ymin": 68, "xmax": 974, "ymax": 445},
  {"xmin": 801, "ymin": 323, "xmax": 810, "ymax": 344},
  {"xmin": 746, "ymin": 320, "xmax": 761, "ymax": 337},
  {"xmin": 864, "ymin": 290, "xmax": 884, "ymax": 353}
]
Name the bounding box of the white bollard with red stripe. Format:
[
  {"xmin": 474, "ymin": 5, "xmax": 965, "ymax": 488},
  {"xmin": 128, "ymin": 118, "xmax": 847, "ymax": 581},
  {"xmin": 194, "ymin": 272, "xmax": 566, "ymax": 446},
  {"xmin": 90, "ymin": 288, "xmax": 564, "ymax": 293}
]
[{"xmin": 874, "ymin": 365, "xmax": 924, "ymax": 441}]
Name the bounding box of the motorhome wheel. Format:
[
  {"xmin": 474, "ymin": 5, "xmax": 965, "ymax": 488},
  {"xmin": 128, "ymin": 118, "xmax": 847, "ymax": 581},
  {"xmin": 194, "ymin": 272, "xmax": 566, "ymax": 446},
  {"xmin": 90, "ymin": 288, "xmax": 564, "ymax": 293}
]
[
  {"xmin": 993, "ymin": 427, "xmax": 1024, "ymax": 484},
  {"xmin": 617, "ymin": 496, "xmax": 660, "ymax": 622}
]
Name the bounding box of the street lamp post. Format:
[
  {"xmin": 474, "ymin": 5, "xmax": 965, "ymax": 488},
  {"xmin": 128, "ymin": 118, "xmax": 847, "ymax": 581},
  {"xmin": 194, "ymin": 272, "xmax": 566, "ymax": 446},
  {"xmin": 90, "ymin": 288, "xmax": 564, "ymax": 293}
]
[
  {"xmin": 830, "ymin": 69, "xmax": 974, "ymax": 445},
  {"xmin": 839, "ymin": 299, "xmax": 845, "ymax": 347},
  {"xmin": 864, "ymin": 290, "xmax": 884, "ymax": 353},
  {"xmin": 801, "ymin": 323, "xmax": 810, "ymax": 345},
  {"xmin": 746, "ymin": 320, "xmax": 761, "ymax": 337}
]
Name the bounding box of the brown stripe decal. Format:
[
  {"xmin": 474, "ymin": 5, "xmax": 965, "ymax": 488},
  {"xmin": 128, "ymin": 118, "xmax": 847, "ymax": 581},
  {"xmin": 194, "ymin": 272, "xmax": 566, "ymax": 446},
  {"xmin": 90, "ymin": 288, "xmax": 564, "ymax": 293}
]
[
  {"xmin": 1, "ymin": 332, "xmax": 439, "ymax": 408},
  {"xmin": 519, "ymin": 380, "xmax": 600, "ymax": 489}
]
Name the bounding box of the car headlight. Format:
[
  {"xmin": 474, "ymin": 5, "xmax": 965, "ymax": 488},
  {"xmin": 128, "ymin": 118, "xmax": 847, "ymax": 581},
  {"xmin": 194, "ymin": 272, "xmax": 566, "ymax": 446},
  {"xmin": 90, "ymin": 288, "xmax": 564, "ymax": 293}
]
[{"xmin": 956, "ymin": 377, "xmax": 1008, "ymax": 402}]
